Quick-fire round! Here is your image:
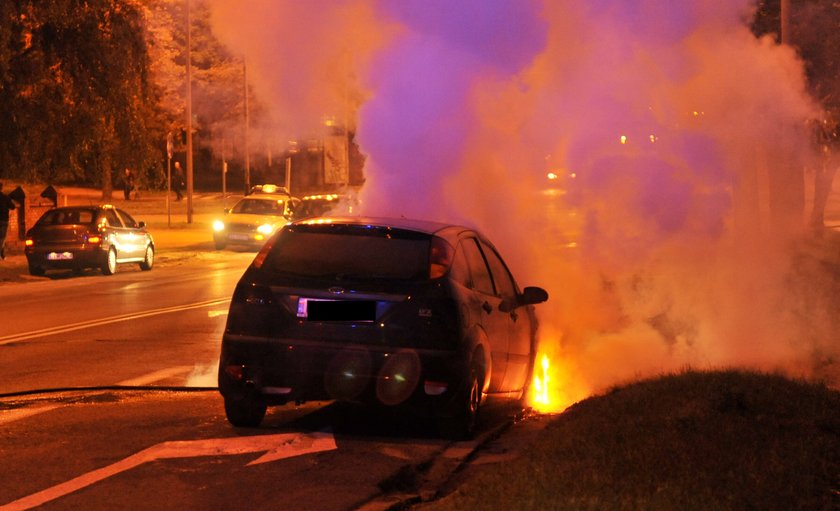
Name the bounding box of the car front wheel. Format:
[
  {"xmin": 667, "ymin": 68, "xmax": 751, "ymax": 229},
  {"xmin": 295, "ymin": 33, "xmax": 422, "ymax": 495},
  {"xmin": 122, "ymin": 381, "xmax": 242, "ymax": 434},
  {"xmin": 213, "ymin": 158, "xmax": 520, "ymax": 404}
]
[
  {"xmin": 101, "ymin": 248, "xmax": 117, "ymax": 275},
  {"xmin": 139, "ymin": 245, "xmax": 154, "ymax": 271},
  {"xmin": 224, "ymin": 396, "xmax": 267, "ymax": 427}
]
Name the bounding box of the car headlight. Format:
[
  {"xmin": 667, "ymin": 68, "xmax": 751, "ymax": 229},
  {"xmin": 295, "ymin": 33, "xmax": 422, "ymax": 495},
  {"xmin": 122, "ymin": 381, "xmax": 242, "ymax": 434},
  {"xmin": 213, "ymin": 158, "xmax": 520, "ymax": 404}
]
[
  {"xmin": 257, "ymin": 223, "xmax": 274, "ymax": 235},
  {"xmin": 213, "ymin": 220, "xmax": 225, "ymax": 232}
]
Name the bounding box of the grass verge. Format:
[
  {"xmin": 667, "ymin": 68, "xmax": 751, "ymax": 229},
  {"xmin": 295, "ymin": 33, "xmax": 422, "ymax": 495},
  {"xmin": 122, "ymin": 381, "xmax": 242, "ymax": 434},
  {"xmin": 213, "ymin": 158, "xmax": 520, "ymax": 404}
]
[{"xmin": 423, "ymin": 370, "xmax": 840, "ymax": 511}]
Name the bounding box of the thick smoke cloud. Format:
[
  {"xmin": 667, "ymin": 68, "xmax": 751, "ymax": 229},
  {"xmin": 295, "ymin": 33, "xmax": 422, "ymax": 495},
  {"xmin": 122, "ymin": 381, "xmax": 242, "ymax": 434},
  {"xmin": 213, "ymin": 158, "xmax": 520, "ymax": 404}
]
[{"xmin": 208, "ymin": 0, "xmax": 835, "ymax": 411}]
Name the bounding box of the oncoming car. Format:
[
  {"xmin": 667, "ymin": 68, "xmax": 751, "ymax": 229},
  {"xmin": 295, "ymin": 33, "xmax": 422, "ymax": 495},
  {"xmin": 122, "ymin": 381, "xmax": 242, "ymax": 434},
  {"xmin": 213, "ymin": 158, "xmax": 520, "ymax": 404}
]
[
  {"xmin": 212, "ymin": 194, "xmax": 300, "ymax": 250},
  {"xmin": 292, "ymin": 193, "xmax": 359, "ymax": 220},
  {"xmin": 218, "ymin": 217, "xmax": 548, "ymax": 439},
  {"xmin": 24, "ymin": 204, "xmax": 154, "ymax": 276}
]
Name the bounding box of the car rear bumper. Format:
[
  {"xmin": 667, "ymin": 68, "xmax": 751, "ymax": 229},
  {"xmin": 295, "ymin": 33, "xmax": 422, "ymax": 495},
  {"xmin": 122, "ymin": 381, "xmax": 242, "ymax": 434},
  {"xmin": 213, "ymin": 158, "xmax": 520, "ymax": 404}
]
[
  {"xmin": 25, "ymin": 246, "xmax": 108, "ymax": 269},
  {"xmin": 218, "ymin": 334, "xmax": 469, "ymax": 414}
]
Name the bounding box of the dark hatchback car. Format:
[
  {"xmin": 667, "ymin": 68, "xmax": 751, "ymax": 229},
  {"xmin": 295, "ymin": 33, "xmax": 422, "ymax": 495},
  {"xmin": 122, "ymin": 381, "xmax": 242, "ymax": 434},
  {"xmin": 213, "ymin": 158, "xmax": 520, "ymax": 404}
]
[
  {"xmin": 218, "ymin": 217, "xmax": 548, "ymax": 438},
  {"xmin": 25, "ymin": 205, "xmax": 154, "ymax": 276}
]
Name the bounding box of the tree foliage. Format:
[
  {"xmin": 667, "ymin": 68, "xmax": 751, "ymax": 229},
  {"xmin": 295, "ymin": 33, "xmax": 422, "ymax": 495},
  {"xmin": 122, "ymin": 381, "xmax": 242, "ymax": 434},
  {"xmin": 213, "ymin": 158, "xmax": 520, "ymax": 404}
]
[{"xmin": 0, "ymin": 0, "xmax": 165, "ymax": 196}]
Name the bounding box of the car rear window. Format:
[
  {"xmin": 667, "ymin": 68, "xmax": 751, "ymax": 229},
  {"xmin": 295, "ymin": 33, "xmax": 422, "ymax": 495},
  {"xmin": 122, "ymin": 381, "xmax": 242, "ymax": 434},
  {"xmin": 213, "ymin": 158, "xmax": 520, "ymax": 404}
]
[
  {"xmin": 38, "ymin": 208, "xmax": 95, "ymax": 226},
  {"xmin": 262, "ymin": 224, "xmax": 433, "ymax": 281}
]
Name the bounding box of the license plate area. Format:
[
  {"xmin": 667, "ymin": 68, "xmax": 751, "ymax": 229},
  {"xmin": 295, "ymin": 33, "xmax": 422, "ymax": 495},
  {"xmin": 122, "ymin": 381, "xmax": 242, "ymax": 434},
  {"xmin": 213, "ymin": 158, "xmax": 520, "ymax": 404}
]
[
  {"xmin": 47, "ymin": 252, "xmax": 74, "ymax": 260},
  {"xmin": 297, "ymin": 299, "xmax": 376, "ymax": 322}
]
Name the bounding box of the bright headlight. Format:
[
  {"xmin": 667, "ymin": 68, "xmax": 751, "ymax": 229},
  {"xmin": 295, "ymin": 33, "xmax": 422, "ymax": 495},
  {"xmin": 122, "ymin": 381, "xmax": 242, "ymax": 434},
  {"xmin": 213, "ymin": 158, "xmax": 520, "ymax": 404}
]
[
  {"xmin": 257, "ymin": 223, "xmax": 274, "ymax": 235},
  {"xmin": 212, "ymin": 220, "xmax": 225, "ymax": 232}
]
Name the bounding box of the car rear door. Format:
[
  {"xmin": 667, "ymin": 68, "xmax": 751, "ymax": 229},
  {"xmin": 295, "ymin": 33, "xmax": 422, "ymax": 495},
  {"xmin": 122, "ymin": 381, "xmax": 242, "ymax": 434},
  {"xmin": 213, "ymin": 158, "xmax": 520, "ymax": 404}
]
[{"xmin": 459, "ymin": 237, "xmax": 510, "ymax": 392}]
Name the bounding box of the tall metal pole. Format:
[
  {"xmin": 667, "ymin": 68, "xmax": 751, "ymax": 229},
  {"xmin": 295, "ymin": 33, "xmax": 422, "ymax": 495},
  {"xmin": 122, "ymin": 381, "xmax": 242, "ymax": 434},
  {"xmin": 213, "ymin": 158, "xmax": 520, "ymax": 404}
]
[
  {"xmin": 244, "ymin": 61, "xmax": 250, "ymax": 194},
  {"xmin": 186, "ymin": 0, "xmax": 194, "ymax": 223},
  {"xmin": 780, "ymin": 0, "xmax": 791, "ymax": 45}
]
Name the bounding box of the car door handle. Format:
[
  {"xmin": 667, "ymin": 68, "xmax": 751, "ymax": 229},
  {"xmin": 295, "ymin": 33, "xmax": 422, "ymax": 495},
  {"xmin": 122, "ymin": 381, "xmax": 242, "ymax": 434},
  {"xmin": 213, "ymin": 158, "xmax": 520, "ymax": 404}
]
[{"xmin": 482, "ymin": 301, "xmax": 493, "ymax": 314}]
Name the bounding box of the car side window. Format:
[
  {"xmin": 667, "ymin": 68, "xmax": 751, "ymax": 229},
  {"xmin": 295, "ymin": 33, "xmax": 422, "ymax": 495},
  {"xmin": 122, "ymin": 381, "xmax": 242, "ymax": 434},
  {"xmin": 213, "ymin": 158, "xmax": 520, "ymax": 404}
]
[
  {"xmin": 116, "ymin": 209, "xmax": 138, "ymax": 228},
  {"xmin": 102, "ymin": 209, "xmax": 122, "ymax": 227},
  {"xmin": 449, "ymin": 243, "xmax": 472, "ymax": 288},
  {"xmin": 461, "ymin": 238, "xmax": 494, "ymax": 295},
  {"xmin": 480, "ymin": 241, "xmax": 518, "ymax": 300}
]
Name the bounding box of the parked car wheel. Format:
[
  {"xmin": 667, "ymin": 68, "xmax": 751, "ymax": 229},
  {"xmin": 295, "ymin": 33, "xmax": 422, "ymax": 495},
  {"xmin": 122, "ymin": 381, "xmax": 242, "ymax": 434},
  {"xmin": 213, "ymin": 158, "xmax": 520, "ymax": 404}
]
[
  {"xmin": 438, "ymin": 365, "xmax": 482, "ymax": 440},
  {"xmin": 28, "ymin": 264, "xmax": 45, "ymax": 277},
  {"xmin": 101, "ymin": 248, "xmax": 117, "ymax": 275},
  {"xmin": 139, "ymin": 245, "xmax": 154, "ymax": 271},
  {"xmin": 224, "ymin": 396, "xmax": 267, "ymax": 427}
]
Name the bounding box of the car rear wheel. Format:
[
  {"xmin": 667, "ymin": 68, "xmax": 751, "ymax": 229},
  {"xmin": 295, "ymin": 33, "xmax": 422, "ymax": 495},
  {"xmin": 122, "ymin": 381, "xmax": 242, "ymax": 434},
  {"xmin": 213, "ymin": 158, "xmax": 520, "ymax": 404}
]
[
  {"xmin": 139, "ymin": 245, "xmax": 154, "ymax": 271},
  {"xmin": 214, "ymin": 240, "xmax": 226, "ymax": 250},
  {"xmin": 224, "ymin": 396, "xmax": 267, "ymax": 427},
  {"xmin": 101, "ymin": 248, "xmax": 117, "ymax": 275},
  {"xmin": 437, "ymin": 366, "xmax": 482, "ymax": 440},
  {"xmin": 28, "ymin": 264, "xmax": 45, "ymax": 277}
]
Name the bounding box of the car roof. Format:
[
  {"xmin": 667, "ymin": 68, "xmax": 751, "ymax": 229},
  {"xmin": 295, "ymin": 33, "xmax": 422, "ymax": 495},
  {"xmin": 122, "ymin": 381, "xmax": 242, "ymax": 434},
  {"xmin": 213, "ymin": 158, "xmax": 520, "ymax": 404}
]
[
  {"xmin": 237, "ymin": 194, "xmax": 292, "ymax": 202},
  {"xmin": 291, "ymin": 216, "xmax": 477, "ymax": 245}
]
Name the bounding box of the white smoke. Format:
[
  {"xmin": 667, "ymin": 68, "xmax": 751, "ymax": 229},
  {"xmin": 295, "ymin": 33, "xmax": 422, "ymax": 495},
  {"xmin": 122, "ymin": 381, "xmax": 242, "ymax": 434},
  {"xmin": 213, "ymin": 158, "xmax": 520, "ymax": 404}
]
[{"xmin": 207, "ymin": 0, "xmax": 834, "ymax": 409}]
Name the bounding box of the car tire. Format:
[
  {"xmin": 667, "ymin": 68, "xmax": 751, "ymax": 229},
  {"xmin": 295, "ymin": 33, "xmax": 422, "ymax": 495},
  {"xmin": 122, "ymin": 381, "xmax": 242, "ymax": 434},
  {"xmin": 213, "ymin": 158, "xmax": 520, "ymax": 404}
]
[
  {"xmin": 437, "ymin": 366, "xmax": 482, "ymax": 441},
  {"xmin": 28, "ymin": 264, "xmax": 45, "ymax": 277},
  {"xmin": 139, "ymin": 245, "xmax": 154, "ymax": 271},
  {"xmin": 101, "ymin": 248, "xmax": 117, "ymax": 275},
  {"xmin": 214, "ymin": 240, "xmax": 226, "ymax": 250},
  {"xmin": 224, "ymin": 396, "xmax": 267, "ymax": 427}
]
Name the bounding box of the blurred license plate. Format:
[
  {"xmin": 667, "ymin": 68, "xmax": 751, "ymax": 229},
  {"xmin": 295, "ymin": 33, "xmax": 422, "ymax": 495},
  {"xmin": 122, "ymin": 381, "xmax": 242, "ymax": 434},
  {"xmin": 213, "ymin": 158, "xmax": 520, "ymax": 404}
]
[
  {"xmin": 229, "ymin": 234, "xmax": 249, "ymax": 241},
  {"xmin": 297, "ymin": 299, "xmax": 376, "ymax": 322},
  {"xmin": 47, "ymin": 252, "xmax": 73, "ymax": 260}
]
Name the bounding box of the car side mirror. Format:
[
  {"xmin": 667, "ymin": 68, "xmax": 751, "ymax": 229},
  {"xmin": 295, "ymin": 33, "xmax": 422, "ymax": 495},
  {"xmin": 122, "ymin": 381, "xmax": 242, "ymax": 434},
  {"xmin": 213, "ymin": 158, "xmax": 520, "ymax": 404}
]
[
  {"xmin": 520, "ymin": 286, "xmax": 548, "ymax": 305},
  {"xmin": 498, "ymin": 286, "xmax": 549, "ymax": 312},
  {"xmin": 138, "ymin": 221, "xmax": 146, "ymax": 228}
]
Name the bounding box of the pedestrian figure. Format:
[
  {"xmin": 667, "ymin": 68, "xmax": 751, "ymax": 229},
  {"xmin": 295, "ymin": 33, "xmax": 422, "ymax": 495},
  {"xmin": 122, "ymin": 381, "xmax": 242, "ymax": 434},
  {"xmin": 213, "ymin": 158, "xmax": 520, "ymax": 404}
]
[
  {"xmin": 123, "ymin": 168, "xmax": 135, "ymax": 200},
  {"xmin": 0, "ymin": 182, "xmax": 17, "ymax": 260},
  {"xmin": 173, "ymin": 162, "xmax": 184, "ymax": 201}
]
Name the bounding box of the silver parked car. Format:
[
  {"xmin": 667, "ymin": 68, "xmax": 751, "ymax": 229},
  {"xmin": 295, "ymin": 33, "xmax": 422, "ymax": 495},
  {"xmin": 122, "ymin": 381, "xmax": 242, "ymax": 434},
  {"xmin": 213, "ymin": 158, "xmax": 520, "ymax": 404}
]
[{"xmin": 24, "ymin": 204, "xmax": 154, "ymax": 276}]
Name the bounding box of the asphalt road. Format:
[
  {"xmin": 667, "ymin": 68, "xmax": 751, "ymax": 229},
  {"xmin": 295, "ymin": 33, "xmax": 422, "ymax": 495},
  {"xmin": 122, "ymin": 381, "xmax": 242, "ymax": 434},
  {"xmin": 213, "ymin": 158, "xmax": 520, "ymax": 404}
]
[{"xmin": 0, "ymin": 223, "xmax": 539, "ymax": 511}]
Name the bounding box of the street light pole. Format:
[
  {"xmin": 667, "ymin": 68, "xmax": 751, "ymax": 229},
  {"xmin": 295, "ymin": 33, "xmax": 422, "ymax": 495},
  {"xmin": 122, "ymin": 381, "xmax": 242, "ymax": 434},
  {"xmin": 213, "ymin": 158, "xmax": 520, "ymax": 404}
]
[
  {"xmin": 244, "ymin": 61, "xmax": 250, "ymax": 194},
  {"xmin": 185, "ymin": 0, "xmax": 194, "ymax": 224}
]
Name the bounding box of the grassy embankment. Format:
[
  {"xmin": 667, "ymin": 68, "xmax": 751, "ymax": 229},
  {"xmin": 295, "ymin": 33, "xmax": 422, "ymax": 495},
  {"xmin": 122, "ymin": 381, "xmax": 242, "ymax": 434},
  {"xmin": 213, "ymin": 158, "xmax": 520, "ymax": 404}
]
[{"xmin": 425, "ymin": 370, "xmax": 840, "ymax": 511}]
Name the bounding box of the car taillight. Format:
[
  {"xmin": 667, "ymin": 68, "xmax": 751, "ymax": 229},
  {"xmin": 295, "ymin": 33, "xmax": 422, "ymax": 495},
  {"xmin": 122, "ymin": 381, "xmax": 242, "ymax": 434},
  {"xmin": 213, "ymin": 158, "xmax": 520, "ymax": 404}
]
[
  {"xmin": 429, "ymin": 236, "xmax": 454, "ymax": 279},
  {"xmin": 86, "ymin": 234, "xmax": 101, "ymax": 244},
  {"xmin": 24, "ymin": 238, "xmax": 34, "ymax": 247},
  {"xmin": 252, "ymin": 233, "xmax": 279, "ymax": 269},
  {"xmin": 232, "ymin": 282, "xmax": 275, "ymax": 306}
]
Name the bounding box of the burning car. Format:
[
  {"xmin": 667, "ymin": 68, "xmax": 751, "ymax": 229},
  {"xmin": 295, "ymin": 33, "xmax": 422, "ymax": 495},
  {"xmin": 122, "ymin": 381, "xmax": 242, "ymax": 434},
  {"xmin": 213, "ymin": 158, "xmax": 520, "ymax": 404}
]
[{"xmin": 217, "ymin": 216, "xmax": 548, "ymax": 439}]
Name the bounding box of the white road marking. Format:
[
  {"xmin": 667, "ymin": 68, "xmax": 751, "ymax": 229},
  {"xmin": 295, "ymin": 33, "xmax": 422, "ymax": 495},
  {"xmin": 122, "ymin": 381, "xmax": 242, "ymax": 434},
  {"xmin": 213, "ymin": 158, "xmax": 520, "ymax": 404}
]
[
  {"xmin": 117, "ymin": 366, "xmax": 195, "ymax": 386},
  {"xmin": 0, "ymin": 406, "xmax": 60, "ymax": 426},
  {"xmin": 0, "ymin": 431, "xmax": 337, "ymax": 511},
  {"xmin": 0, "ymin": 298, "xmax": 230, "ymax": 346},
  {"xmin": 0, "ymin": 366, "xmax": 208, "ymax": 426}
]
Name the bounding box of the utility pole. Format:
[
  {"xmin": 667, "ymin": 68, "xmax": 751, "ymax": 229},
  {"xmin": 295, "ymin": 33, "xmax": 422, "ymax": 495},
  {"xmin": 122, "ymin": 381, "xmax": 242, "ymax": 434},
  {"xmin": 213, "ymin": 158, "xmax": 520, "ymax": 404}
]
[
  {"xmin": 244, "ymin": 61, "xmax": 250, "ymax": 194},
  {"xmin": 186, "ymin": 0, "xmax": 194, "ymax": 223},
  {"xmin": 780, "ymin": 0, "xmax": 791, "ymax": 45}
]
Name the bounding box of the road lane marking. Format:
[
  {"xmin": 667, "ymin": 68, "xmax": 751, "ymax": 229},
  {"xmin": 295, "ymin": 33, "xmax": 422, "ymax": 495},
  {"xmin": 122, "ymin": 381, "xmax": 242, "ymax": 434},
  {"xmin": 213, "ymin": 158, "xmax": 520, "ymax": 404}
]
[
  {"xmin": 117, "ymin": 366, "xmax": 196, "ymax": 386},
  {"xmin": 0, "ymin": 406, "xmax": 60, "ymax": 426},
  {"xmin": 0, "ymin": 431, "xmax": 337, "ymax": 511},
  {"xmin": 0, "ymin": 298, "xmax": 230, "ymax": 346}
]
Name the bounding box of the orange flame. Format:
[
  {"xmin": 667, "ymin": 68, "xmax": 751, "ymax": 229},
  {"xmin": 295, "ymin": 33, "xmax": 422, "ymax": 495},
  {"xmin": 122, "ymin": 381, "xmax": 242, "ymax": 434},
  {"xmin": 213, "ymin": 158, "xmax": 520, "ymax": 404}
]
[{"xmin": 532, "ymin": 354, "xmax": 551, "ymax": 407}]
